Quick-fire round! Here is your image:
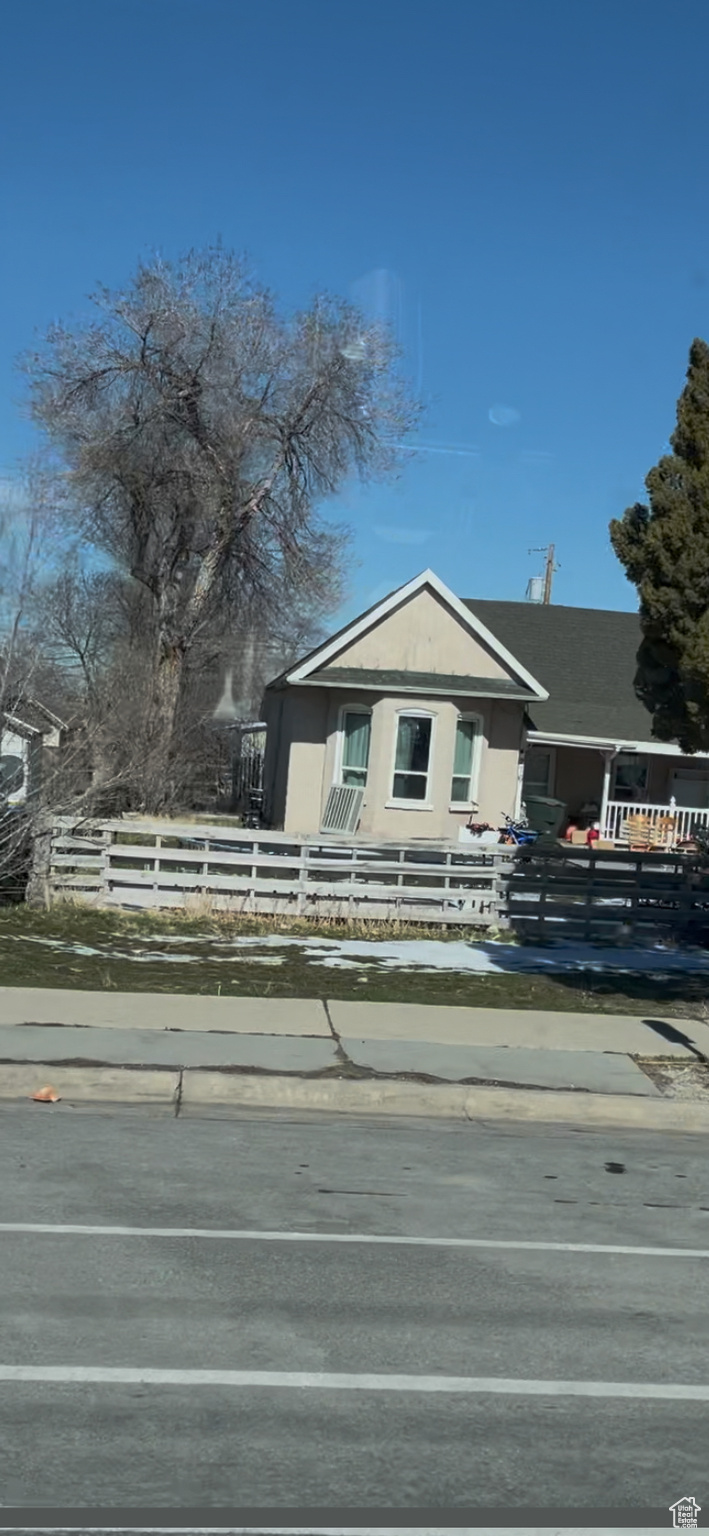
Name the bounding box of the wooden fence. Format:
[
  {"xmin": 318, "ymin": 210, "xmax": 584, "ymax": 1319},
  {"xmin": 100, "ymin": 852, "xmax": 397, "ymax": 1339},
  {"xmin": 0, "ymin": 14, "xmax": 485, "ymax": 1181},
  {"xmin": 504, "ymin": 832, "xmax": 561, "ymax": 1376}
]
[
  {"xmin": 41, "ymin": 818, "xmax": 709, "ymax": 940},
  {"xmin": 46, "ymin": 816, "xmax": 511, "ymax": 926},
  {"xmin": 506, "ymin": 843, "xmax": 709, "ymax": 943}
]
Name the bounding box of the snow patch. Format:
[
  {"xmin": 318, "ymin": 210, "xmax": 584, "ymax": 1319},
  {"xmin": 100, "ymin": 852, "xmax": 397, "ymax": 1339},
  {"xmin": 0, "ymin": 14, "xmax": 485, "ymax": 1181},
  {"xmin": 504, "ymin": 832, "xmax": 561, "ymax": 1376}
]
[{"xmin": 4, "ymin": 930, "xmax": 709, "ymax": 975}]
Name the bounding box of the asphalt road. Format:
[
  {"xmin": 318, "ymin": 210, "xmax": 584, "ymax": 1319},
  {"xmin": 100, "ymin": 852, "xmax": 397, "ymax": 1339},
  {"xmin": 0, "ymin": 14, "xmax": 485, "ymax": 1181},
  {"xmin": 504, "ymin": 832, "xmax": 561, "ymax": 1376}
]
[{"xmin": 0, "ymin": 1101, "xmax": 707, "ymax": 1514}]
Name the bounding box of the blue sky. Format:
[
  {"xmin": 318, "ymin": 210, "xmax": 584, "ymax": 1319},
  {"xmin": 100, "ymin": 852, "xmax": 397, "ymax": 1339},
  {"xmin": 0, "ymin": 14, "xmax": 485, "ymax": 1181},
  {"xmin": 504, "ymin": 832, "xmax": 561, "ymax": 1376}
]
[{"xmin": 2, "ymin": 0, "xmax": 708, "ymax": 622}]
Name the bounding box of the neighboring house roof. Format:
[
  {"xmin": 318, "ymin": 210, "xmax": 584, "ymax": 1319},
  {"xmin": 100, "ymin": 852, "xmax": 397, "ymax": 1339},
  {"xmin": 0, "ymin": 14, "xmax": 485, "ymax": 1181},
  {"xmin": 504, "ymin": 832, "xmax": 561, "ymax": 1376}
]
[
  {"xmin": 307, "ymin": 667, "xmax": 537, "ymax": 699},
  {"xmin": 1, "ymin": 696, "xmax": 67, "ymax": 741},
  {"xmin": 463, "ymin": 599, "xmax": 650, "ymax": 742},
  {"xmin": 267, "ymin": 570, "xmax": 548, "ymax": 700}
]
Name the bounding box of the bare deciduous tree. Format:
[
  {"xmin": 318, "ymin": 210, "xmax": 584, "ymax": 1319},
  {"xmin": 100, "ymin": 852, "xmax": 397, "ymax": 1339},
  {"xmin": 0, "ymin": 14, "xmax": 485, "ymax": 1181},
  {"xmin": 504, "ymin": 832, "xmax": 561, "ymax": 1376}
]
[
  {"xmin": 23, "ymin": 246, "xmax": 418, "ymax": 810},
  {"xmin": 0, "ymin": 465, "xmax": 71, "ymax": 716},
  {"xmin": 33, "ymin": 554, "xmax": 336, "ymax": 812},
  {"xmin": 0, "ymin": 471, "xmax": 83, "ymax": 901},
  {"xmin": 38, "ymin": 566, "xmax": 124, "ymax": 702}
]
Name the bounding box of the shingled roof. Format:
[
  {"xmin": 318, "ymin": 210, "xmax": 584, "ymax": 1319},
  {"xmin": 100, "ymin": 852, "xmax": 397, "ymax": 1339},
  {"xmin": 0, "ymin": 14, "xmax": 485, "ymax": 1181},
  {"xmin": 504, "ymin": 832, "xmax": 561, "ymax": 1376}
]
[
  {"xmin": 307, "ymin": 667, "xmax": 536, "ymax": 698},
  {"xmin": 464, "ymin": 599, "xmax": 653, "ymax": 742}
]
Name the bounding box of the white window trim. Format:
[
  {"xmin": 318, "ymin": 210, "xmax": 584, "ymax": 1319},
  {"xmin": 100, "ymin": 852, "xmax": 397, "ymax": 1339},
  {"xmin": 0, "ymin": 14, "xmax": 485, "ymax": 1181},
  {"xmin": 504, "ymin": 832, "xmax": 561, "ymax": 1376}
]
[
  {"xmin": 384, "ymin": 799, "xmax": 435, "ymax": 811},
  {"xmin": 449, "ymin": 711, "xmax": 484, "ymax": 812},
  {"xmin": 522, "ymin": 743, "xmax": 557, "ymax": 800},
  {"xmin": 333, "ymin": 703, "xmax": 372, "ymax": 788},
  {"xmin": 387, "ymin": 708, "xmax": 436, "ymax": 810}
]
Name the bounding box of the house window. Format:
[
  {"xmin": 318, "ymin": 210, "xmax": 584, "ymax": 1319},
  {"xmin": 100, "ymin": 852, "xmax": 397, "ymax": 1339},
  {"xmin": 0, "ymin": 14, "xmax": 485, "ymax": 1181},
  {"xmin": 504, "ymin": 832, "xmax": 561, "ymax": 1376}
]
[
  {"xmin": 670, "ymin": 767, "xmax": 709, "ymax": 809},
  {"xmin": 523, "ymin": 747, "xmax": 555, "ymax": 801},
  {"xmin": 392, "ymin": 713, "xmax": 433, "ymax": 801},
  {"xmin": 612, "ymin": 753, "xmax": 648, "ymax": 802},
  {"xmin": 0, "ymin": 755, "xmax": 24, "ymax": 799},
  {"xmin": 340, "ymin": 709, "xmax": 371, "ymax": 788},
  {"xmin": 450, "ymin": 716, "xmax": 482, "ymax": 804}
]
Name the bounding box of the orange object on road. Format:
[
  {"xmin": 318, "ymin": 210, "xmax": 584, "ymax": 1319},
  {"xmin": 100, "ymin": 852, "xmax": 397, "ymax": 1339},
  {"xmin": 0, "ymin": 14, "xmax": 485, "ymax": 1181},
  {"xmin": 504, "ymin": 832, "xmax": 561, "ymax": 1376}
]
[{"xmin": 31, "ymin": 1085, "xmax": 61, "ymax": 1102}]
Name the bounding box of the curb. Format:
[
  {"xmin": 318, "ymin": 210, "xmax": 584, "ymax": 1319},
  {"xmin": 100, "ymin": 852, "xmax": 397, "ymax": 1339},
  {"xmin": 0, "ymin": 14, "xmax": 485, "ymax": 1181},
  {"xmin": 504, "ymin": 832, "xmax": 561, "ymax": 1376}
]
[
  {"xmin": 0, "ymin": 1065, "xmax": 180, "ymax": 1105},
  {"xmin": 1, "ymin": 1062, "xmax": 709, "ymax": 1131},
  {"xmin": 180, "ymin": 1070, "xmax": 709, "ymax": 1130}
]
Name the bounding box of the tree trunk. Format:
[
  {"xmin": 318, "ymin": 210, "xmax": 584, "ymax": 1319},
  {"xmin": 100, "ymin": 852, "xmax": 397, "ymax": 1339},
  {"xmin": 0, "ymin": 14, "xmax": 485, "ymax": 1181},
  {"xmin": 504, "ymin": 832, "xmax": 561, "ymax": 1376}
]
[
  {"xmin": 25, "ymin": 810, "xmax": 52, "ymax": 909},
  {"xmin": 141, "ymin": 644, "xmax": 186, "ymax": 812}
]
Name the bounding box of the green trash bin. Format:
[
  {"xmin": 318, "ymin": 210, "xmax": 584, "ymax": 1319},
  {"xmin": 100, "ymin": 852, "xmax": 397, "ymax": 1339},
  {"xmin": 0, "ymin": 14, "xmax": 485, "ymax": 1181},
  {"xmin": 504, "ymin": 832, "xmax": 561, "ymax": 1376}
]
[{"xmin": 524, "ymin": 795, "xmax": 566, "ymax": 840}]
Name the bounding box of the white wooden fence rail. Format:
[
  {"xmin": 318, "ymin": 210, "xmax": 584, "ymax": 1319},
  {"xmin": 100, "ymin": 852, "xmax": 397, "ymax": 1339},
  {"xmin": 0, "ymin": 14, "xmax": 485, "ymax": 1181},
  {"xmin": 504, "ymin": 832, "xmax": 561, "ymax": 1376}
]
[
  {"xmin": 603, "ymin": 799, "xmax": 709, "ymax": 845},
  {"xmin": 47, "ymin": 816, "xmax": 511, "ymax": 926}
]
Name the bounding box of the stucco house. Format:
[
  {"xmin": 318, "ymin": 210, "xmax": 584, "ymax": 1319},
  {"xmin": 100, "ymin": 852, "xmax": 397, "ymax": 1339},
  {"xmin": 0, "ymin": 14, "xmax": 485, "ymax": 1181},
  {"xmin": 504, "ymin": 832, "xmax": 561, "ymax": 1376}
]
[
  {"xmin": 261, "ymin": 570, "xmax": 548, "ymax": 840},
  {"xmin": 262, "ymin": 568, "xmax": 709, "ymax": 846}
]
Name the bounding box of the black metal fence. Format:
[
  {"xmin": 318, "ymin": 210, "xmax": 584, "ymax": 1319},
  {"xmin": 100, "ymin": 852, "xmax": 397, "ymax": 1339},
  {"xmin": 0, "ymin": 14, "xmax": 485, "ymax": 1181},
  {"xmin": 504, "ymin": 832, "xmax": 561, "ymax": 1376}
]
[{"xmin": 232, "ymin": 735, "xmax": 265, "ymax": 823}]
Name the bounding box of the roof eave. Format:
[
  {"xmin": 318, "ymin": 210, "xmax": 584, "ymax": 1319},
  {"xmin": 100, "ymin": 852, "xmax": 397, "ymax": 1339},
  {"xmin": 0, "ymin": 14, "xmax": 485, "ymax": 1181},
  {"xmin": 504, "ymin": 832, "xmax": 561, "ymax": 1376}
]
[
  {"xmin": 527, "ymin": 728, "xmax": 709, "ymax": 758},
  {"xmin": 295, "ymin": 677, "xmax": 542, "ymax": 699},
  {"xmin": 1, "ymin": 713, "xmax": 43, "ymax": 738}
]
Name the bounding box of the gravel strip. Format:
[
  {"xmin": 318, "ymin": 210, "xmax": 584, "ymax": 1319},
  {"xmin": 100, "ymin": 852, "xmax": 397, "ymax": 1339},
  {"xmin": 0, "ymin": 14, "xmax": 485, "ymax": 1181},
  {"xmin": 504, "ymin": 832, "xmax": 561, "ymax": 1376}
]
[{"xmin": 635, "ymin": 1055, "xmax": 709, "ymax": 1099}]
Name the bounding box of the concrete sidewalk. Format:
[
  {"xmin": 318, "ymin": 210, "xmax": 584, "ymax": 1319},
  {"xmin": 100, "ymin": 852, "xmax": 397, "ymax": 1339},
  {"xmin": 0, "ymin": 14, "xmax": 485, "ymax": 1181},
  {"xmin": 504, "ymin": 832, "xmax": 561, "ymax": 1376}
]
[
  {"xmin": 0, "ymin": 986, "xmax": 708, "ymax": 1099},
  {"xmin": 0, "ymin": 989, "xmax": 329, "ymax": 1035},
  {"xmin": 0, "ymin": 984, "xmax": 708, "ymax": 1130}
]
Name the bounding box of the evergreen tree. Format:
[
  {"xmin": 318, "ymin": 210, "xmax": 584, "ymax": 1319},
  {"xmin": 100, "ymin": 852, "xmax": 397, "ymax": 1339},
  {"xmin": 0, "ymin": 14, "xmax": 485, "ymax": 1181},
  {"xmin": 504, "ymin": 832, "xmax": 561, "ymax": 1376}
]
[{"xmin": 610, "ymin": 337, "xmax": 709, "ymax": 752}]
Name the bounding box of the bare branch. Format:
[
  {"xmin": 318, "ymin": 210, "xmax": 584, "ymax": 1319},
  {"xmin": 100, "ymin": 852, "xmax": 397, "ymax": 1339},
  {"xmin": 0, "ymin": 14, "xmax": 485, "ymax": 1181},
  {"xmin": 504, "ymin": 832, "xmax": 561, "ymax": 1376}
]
[{"xmin": 19, "ymin": 246, "xmax": 420, "ymax": 811}]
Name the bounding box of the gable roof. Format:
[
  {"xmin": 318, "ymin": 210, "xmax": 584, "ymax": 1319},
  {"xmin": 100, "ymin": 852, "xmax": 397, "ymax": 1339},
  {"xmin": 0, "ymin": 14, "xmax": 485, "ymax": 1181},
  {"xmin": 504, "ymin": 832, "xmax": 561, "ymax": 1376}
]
[
  {"xmin": 463, "ymin": 599, "xmax": 650, "ymax": 742},
  {"xmin": 268, "ymin": 570, "xmax": 548, "ymax": 700},
  {"xmin": 1, "ymin": 695, "xmax": 67, "ymax": 739}
]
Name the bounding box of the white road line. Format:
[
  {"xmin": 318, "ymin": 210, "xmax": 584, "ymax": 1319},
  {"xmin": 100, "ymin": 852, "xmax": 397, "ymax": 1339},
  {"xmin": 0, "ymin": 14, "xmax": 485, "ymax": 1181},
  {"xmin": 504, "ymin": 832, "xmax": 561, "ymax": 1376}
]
[
  {"xmin": 0, "ymin": 1223, "xmax": 706, "ymax": 1258},
  {"xmin": 1, "ymin": 1365, "xmax": 708, "ymax": 1397}
]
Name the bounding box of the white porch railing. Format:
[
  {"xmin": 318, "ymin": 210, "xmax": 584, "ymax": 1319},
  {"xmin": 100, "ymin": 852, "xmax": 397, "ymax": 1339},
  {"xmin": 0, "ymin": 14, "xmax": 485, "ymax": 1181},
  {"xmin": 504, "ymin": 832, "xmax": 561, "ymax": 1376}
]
[{"xmin": 604, "ymin": 798, "xmax": 709, "ymax": 845}]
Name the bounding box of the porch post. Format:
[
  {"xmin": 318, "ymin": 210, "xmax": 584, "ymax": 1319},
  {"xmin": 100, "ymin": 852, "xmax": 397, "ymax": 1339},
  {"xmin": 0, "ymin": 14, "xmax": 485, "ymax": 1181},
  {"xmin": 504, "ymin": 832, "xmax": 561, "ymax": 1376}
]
[
  {"xmin": 600, "ymin": 749, "xmax": 615, "ymax": 839},
  {"xmin": 514, "ymin": 751, "xmax": 525, "ymax": 818},
  {"xmin": 515, "ymin": 720, "xmax": 527, "ymax": 818}
]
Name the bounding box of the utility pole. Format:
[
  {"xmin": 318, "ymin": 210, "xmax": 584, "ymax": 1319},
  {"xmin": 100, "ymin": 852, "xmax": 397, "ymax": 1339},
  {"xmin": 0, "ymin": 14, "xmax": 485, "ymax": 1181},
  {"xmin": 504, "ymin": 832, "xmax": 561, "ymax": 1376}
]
[{"xmin": 528, "ymin": 545, "xmax": 559, "ymax": 604}]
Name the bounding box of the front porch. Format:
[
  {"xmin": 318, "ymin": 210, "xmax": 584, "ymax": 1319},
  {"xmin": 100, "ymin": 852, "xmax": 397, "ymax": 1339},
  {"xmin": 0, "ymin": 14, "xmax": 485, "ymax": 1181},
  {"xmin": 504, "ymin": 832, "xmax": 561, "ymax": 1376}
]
[{"xmin": 523, "ymin": 733, "xmax": 709, "ymax": 848}]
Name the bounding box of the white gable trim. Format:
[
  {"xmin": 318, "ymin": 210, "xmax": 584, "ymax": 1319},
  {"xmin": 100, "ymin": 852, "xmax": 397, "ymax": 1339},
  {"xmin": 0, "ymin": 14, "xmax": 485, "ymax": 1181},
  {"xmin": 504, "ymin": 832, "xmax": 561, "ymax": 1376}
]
[
  {"xmin": 286, "ymin": 570, "xmax": 548, "ymax": 699},
  {"xmin": 30, "ymin": 699, "xmax": 66, "ymax": 730},
  {"xmin": 2, "ymin": 712, "xmax": 42, "ymax": 739}
]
